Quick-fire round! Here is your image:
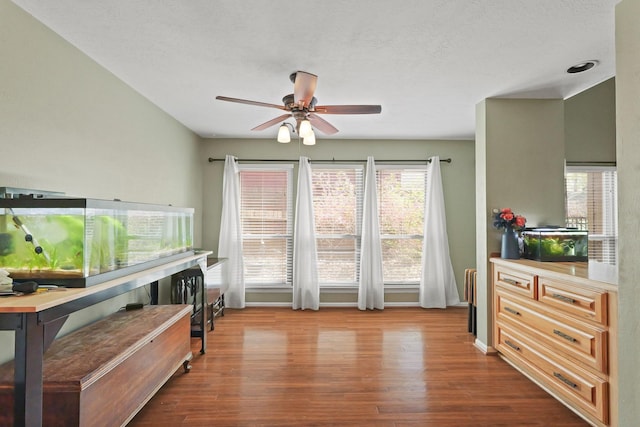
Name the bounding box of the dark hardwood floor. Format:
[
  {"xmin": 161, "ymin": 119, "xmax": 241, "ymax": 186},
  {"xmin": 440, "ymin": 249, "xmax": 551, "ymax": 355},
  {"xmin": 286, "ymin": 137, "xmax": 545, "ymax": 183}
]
[{"xmin": 128, "ymin": 307, "xmax": 588, "ymax": 427}]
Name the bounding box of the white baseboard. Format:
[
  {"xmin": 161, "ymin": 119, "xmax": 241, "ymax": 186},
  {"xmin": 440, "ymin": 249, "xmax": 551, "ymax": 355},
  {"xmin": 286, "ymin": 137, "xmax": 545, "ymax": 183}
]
[
  {"xmin": 473, "ymin": 338, "xmax": 497, "ymax": 354},
  {"xmin": 244, "ymin": 301, "xmax": 467, "ymax": 308}
]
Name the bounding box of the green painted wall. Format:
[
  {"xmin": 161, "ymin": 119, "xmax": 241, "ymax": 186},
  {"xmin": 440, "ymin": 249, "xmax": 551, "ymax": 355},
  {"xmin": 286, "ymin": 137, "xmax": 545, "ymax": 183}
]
[
  {"xmin": 565, "ymin": 78, "xmax": 616, "ymax": 164},
  {"xmin": 475, "ymin": 98, "xmax": 565, "ymax": 349},
  {"xmin": 0, "ymin": 1, "xmax": 203, "ymax": 363}
]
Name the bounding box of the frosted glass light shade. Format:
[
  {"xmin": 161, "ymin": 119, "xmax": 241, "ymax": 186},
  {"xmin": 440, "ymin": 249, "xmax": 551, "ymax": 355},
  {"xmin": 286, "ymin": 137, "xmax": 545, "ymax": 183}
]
[
  {"xmin": 277, "ymin": 124, "xmax": 291, "ymax": 143},
  {"xmin": 303, "ymin": 131, "xmax": 316, "ymax": 145},
  {"xmin": 299, "ymin": 119, "xmax": 313, "ymax": 138}
]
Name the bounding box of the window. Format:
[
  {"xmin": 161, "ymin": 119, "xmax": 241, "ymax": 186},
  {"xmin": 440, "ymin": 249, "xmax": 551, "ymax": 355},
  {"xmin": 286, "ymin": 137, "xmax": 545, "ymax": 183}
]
[
  {"xmin": 376, "ymin": 166, "xmax": 427, "ymax": 283},
  {"xmin": 565, "ymin": 166, "xmax": 617, "ymax": 265},
  {"xmin": 238, "ymin": 165, "xmax": 293, "ymax": 286},
  {"xmin": 312, "ymin": 165, "xmax": 364, "ymax": 285},
  {"xmin": 237, "ymin": 162, "xmax": 431, "ymax": 287}
]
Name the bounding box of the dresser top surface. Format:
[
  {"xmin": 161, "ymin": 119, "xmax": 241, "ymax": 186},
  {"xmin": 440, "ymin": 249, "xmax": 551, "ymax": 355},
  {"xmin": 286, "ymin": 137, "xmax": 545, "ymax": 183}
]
[{"xmin": 490, "ymin": 258, "xmax": 618, "ymax": 291}]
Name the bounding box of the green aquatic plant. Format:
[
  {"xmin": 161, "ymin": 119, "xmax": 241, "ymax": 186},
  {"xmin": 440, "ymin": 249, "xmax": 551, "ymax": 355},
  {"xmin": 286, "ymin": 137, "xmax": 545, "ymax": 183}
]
[
  {"xmin": 541, "ymin": 238, "xmax": 565, "ymax": 257},
  {"xmin": 44, "ymin": 215, "xmax": 85, "ymax": 271},
  {"xmin": 562, "ymin": 239, "xmax": 576, "ymax": 256},
  {"xmin": 0, "ymin": 214, "xmax": 85, "ymax": 274},
  {"xmin": 89, "ymin": 215, "xmax": 127, "ymax": 273}
]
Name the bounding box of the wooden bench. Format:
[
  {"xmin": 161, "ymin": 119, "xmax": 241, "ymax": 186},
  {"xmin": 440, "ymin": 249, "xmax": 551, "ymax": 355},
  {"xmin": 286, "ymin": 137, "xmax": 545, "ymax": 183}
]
[{"xmin": 0, "ymin": 304, "xmax": 193, "ymax": 427}]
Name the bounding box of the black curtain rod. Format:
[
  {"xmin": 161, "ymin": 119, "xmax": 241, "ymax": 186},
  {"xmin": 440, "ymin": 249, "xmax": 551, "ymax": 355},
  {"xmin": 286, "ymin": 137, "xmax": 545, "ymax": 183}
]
[
  {"xmin": 208, "ymin": 157, "xmax": 452, "ymax": 164},
  {"xmin": 565, "ymin": 161, "xmax": 616, "ymax": 166}
]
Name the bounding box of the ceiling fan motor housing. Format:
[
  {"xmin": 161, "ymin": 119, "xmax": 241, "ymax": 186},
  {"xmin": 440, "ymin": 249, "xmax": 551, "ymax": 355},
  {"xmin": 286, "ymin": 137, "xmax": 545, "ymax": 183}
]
[{"xmin": 283, "ymin": 94, "xmax": 317, "ymax": 111}]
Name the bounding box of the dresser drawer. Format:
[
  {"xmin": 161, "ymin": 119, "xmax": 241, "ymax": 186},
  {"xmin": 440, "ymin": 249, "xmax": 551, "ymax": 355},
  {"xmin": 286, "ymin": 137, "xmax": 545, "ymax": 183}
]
[
  {"xmin": 538, "ymin": 277, "xmax": 608, "ymax": 325},
  {"xmin": 494, "ymin": 265, "xmax": 536, "ymax": 299},
  {"xmin": 496, "ymin": 290, "xmax": 608, "ymax": 373},
  {"xmin": 496, "ymin": 323, "xmax": 609, "ymax": 424}
]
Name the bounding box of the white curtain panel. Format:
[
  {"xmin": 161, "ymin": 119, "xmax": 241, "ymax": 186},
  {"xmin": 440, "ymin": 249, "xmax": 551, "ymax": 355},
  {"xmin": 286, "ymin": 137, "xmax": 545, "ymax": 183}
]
[
  {"xmin": 218, "ymin": 154, "xmax": 246, "ymax": 309},
  {"xmin": 419, "ymin": 156, "xmax": 461, "ymax": 308},
  {"xmin": 292, "ymin": 157, "xmax": 320, "ymax": 310},
  {"xmin": 358, "ymin": 156, "xmax": 385, "ymax": 310}
]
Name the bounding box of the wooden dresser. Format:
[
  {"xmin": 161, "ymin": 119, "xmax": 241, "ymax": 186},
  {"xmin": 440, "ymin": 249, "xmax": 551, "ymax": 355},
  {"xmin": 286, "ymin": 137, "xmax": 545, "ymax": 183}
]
[{"xmin": 490, "ymin": 258, "xmax": 618, "ymax": 427}]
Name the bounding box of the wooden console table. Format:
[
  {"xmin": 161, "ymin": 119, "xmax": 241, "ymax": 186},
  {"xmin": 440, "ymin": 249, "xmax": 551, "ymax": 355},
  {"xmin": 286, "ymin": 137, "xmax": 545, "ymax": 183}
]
[{"xmin": 0, "ymin": 250, "xmax": 211, "ymax": 427}]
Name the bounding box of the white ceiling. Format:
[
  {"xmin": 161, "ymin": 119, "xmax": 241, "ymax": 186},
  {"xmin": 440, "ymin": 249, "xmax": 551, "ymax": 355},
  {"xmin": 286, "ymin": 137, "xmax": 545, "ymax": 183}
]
[{"xmin": 12, "ymin": 0, "xmax": 619, "ymax": 141}]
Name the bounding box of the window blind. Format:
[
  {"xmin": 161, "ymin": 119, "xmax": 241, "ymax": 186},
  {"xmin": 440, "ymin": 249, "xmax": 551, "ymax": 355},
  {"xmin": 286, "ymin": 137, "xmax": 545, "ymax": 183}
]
[
  {"xmin": 312, "ymin": 166, "xmax": 364, "ymax": 285},
  {"xmin": 376, "ymin": 166, "xmax": 427, "ymax": 283},
  {"xmin": 565, "ymin": 166, "xmax": 617, "ymax": 265},
  {"xmin": 238, "ymin": 165, "xmax": 293, "ymax": 286}
]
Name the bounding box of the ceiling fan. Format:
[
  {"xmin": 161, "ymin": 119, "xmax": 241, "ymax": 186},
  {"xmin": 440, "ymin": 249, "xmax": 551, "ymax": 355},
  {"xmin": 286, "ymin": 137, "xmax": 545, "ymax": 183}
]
[{"xmin": 216, "ymin": 71, "xmax": 382, "ymax": 142}]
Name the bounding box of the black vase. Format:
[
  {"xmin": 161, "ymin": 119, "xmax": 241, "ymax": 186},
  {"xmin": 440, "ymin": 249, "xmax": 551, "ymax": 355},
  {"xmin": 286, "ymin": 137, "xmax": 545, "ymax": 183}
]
[{"xmin": 501, "ymin": 227, "xmax": 520, "ymax": 259}]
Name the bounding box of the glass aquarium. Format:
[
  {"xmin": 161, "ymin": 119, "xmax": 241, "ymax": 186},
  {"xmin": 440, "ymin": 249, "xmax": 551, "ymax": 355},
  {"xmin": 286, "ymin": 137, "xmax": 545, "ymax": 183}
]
[
  {"xmin": 522, "ymin": 227, "xmax": 588, "ymax": 262},
  {"xmin": 0, "ymin": 197, "xmax": 194, "ymax": 287}
]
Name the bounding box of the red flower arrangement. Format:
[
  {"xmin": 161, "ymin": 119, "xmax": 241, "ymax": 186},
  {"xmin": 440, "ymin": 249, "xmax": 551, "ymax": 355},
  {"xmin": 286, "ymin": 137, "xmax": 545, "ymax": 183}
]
[{"xmin": 493, "ymin": 208, "xmax": 526, "ymax": 231}]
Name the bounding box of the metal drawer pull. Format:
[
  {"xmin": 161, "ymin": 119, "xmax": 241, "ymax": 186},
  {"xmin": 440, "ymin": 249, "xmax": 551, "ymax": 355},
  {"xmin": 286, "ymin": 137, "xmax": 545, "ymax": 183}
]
[
  {"xmin": 553, "ymin": 329, "xmax": 577, "ymax": 343},
  {"xmin": 554, "ymin": 372, "xmax": 578, "ymax": 389},
  {"xmin": 504, "ymin": 307, "xmax": 521, "ymax": 316},
  {"xmin": 502, "ymin": 278, "xmax": 526, "ymax": 288},
  {"xmin": 552, "ymin": 293, "xmax": 575, "ymax": 304},
  {"xmin": 505, "ymin": 340, "xmax": 521, "ymax": 351}
]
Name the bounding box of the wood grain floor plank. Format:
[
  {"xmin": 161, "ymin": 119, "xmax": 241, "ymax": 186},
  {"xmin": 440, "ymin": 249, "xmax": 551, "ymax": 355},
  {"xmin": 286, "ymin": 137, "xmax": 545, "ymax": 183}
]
[{"xmin": 128, "ymin": 307, "xmax": 588, "ymax": 426}]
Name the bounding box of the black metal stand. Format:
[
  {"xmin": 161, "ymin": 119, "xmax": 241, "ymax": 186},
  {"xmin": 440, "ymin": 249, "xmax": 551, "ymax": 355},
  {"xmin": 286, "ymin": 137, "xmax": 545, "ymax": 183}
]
[
  {"xmin": 171, "ymin": 269, "xmax": 207, "ymax": 354},
  {"xmin": 169, "ymin": 257, "xmax": 227, "ymax": 354},
  {"xmin": 150, "ymin": 280, "xmax": 159, "ymax": 305}
]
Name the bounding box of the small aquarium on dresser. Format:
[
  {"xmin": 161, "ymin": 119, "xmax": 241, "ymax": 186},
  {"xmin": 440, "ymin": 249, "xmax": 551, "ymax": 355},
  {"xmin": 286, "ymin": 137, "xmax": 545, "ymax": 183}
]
[
  {"xmin": 522, "ymin": 227, "xmax": 588, "ymax": 262},
  {"xmin": 0, "ymin": 195, "xmax": 194, "ymax": 287}
]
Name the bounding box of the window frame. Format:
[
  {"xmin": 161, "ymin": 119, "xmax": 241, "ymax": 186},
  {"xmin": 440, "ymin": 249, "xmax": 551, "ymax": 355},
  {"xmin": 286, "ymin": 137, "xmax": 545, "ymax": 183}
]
[
  {"xmin": 311, "ymin": 163, "xmax": 364, "ymax": 287},
  {"xmin": 237, "ymin": 163, "xmax": 294, "ymax": 288},
  {"xmin": 565, "ymin": 164, "xmax": 618, "ymax": 265},
  {"xmin": 375, "ymin": 164, "xmax": 428, "ymax": 285}
]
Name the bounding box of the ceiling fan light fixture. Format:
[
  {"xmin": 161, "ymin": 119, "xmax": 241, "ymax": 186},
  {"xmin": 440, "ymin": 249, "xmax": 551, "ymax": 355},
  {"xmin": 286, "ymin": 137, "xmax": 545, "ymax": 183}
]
[
  {"xmin": 299, "ymin": 119, "xmax": 313, "ymax": 138},
  {"xmin": 303, "ymin": 131, "xmax": 316, "ymax": 146},
  {"xmin": 277, "ymin": 123, "xmax": 291, "ymax": 143}
]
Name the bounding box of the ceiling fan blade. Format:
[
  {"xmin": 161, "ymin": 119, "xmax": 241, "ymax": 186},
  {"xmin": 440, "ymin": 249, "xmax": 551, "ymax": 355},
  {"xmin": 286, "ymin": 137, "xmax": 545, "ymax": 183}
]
[
  {"xmin": 313, "ymin": 105, "xmax": 382, "ymax": 114},
  {"xmin": 293, "ymin": 71, "xmax": 318, "ymax": 108},
  {"xmin": 251, "ymin": 113, "xmax": 292, "ymax": 131},
  {"xmin": 216, "ymin": 96, "xmax": 285, "ymax": 110},
  {"xmin": 308, "ymin": 113, "xmax": 339, "ymax": 135}
]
